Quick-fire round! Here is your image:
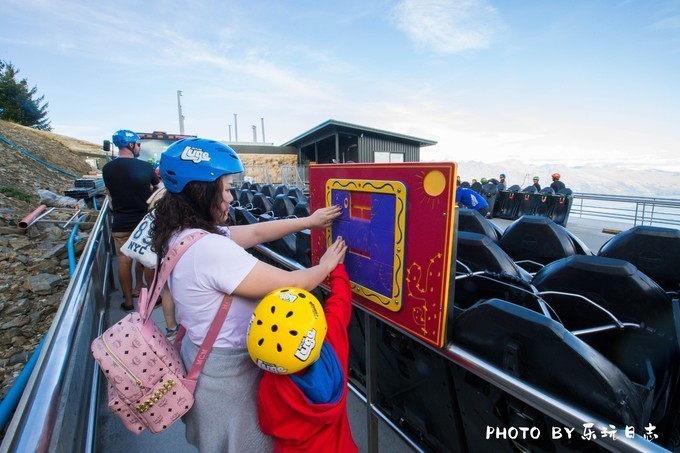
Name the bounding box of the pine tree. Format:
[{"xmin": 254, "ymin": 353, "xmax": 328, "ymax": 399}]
[{"xmin": 0, "ymin": 60, "xmax": 52, "ymax": 131}]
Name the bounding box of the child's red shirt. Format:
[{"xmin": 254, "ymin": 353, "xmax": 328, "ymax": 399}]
[{"xmin": 257, "ymin": 264, "xmax": 358, "ymax": 452}]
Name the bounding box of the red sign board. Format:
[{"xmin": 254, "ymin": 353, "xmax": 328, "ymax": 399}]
[{"xmin": 310, "ymin": 163, "xmax": 457, "ymax": 348}]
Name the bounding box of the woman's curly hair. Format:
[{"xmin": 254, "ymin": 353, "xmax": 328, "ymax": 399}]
[{"xmin": 151, "ymin": 179, "xmax": 227, "ymax": 260}]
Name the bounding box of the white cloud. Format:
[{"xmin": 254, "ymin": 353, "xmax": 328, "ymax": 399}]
[
  {"xmin": 0, "ymin": 36, "xmax": 39, "ymax": 46},
  {"xmin": 392, "ymin": 0, "xmax": 504, "ymax": 53},
  {"xmin": 651, "ymin": 15, "xmax": 680, "ymax": 30}
]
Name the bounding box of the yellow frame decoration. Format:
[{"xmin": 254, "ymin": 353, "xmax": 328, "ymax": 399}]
[{"xmin": 325, "ymin": 178, "xmax": 407, "ymax": 312}]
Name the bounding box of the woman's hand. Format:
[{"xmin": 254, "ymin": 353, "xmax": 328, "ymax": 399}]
[
  {"xmin": 235, "ymin": 236, "xmax": 348, "ymax": 298},
  {"xmin": 320, "ymin": 236, "xmax": 348, "ymax": 272},
  {"xmin": 307, "ymin": 205, "xmax": 342, "ymax": 229}
]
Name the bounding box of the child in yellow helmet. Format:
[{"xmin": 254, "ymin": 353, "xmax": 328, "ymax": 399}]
[{"xmin": 247, "ymin": 237, "xmax": 358, "ymax": 452}]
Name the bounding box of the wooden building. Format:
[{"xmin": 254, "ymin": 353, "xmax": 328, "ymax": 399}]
[{"xmin": 283, "ymin": 119, "xmax": 436, "ymax": 164}]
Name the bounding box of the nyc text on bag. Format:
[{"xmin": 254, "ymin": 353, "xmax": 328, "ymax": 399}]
[
  {"xmin": 91, "ymin": 231, "xmax": 233, "ymax": 434},
  {"xmin": 121, "ymin": 210, "xmax": 156, "ymax": 268}
]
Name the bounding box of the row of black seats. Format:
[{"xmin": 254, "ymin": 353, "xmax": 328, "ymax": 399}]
[
  {"xmin": 251, "ymin": 198, "xmax": 679, "ymax": 450},
  {"xmin": 457, "ymin": 210, "xmax": 590, "ymax": 274},
  {"xmin": 348, "ymin": 257, "xmax": 679, "ymax": 452},
  {"xmin": 480, "ymin": 183, "xmax": 574, "ymax": 225},
  {"xmin": 458, "ymin": 209, "xmax": 680, "ymax": 293},
  {"xmin": 451, "ymin": 212, "xmax": 680, "ymax": 449},
  {"xmin": 233, "ymin": 181, "xmax": 309, "ymax": 218},
  {"xmin": 350, "ymin": 210, "xmax": 680, "ymax": 451},
  {"xmin": 229, "ymin": 182, "xmax": 312, "ymax": 266}
]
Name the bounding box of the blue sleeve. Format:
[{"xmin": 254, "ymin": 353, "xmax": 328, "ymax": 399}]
[{"xmin": 289, "ymin": 343, "xmax": 344, "ymax": 404}]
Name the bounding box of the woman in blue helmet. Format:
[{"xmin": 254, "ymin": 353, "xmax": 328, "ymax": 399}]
[{"xmin": 151, "ymin": 138, "xmax": 346, "ymax": 452}]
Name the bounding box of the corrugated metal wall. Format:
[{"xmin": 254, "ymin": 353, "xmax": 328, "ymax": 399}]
[{"xmin": 358, "ymin": 135, "xmax": 420, "ymax": 162}]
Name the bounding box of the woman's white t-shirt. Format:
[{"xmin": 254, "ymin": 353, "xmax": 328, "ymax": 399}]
[{"xmin": 167, "ymin": 227, "xmax": 259, "ymax": 348}]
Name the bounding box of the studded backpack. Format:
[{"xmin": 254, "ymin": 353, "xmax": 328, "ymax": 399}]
[{"xmin": 91, "ymin": 230, "xmax": 232, "ymax": 434}]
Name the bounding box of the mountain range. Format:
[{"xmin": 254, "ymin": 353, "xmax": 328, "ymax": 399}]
[{"xmin": 436, "ymin": 159, "xmax": 680, "ymax": 199}]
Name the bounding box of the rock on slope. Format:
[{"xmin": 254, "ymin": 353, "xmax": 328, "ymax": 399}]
[{"xmin": 0, "ymin": 119, "xmax": 99, "ymax": 423}]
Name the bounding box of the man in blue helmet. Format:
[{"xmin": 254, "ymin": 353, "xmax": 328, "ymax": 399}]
[{"xmin": 103, "ymin": 130, "xmax": 159, "ymax": 311}]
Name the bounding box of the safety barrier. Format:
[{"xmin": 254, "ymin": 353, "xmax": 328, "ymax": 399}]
[
  {"xmin": 489, "ymin": 190, "xmax": 680, "ymax": 228},
  {"xmin": 281, "ymin": 164, "xmax": 309, "ymax": 191},
  {"xmin": 571, "ymin": 192, "xmax": 680, "ymax": 227}
]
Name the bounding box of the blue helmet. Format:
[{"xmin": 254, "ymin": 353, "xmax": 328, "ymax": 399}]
[
  {"xmin": 160, "ymin": 138, "xmax": 244, "ymax": 193},
  {"xmin": 112, "ymin": 130, "xmax": 140, "ymax": 148}
]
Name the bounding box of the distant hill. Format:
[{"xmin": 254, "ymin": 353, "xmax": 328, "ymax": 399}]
[
  {"xmin": 2, "ymin": 117, "xmax": 678, "ymax": 200},
  {"xmin": 436, "ymin": 159, "xmax": 680, "ymax": 199}
]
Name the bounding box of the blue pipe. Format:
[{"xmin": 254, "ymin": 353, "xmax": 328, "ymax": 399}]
[
  {"xmin": 68, "ymin": 214, "xmax": 89, "ymax": 277},
  {"xmin": 0, "ymin": 338, "xmax": 44, "ymax": 432},
  {"xmin": 0, "ymin": 134, "xmax": 80, "ymax": 179}
]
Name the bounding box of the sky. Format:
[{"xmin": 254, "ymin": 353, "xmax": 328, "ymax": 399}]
[{"xmin": 2, "ymin": 0, "xmax": 679, "ymax": 173}]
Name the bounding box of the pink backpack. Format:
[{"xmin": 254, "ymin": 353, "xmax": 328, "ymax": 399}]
[{"xmin": 91, "ymin": 231, "xmax": 232, "ymax": 434}]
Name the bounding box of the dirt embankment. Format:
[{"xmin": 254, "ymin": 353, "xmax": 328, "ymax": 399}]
[
  {"xmin": 0, "ymin": 120, "xmax": 99, "ymax": 207},
  {"xmin": 0, "ymin": 119, "xmax": 100, "ymax": 422}
]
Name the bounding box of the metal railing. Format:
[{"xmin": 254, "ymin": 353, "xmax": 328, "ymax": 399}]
[
  {"xmin": 281, "ymin": 164, "xmax": 308, "ymax": 191},
  {"xmin": 572, "ymin": 193, "xmax": 680, "ymax": 227},
  {"xmin": 0, "ymin": 199, "xmax": 115, "ymax": 453},
  {"xmin": 243, "ymin": 165, "xmax": 272, "ymax": 185}
]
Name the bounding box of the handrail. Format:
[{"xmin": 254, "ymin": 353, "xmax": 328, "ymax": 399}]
[
  {"xmin": 0, "ymin": 198, "xmax": 113, "ymax": 452},
  {"xmin": 572, "ymin": 192, "xmax": 680, "ymax": 227},
  {"xmin": 443, "ymin": 345, "xmax": 667, "ymax": 452},
  {"xmin": 280, "ymin": 164, "xmax": 308, "ymax": 191}
]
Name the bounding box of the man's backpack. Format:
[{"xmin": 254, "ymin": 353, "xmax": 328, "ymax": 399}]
[{"xmin": 91, "ymin": 230, "xmax": 232, "ymax": 434}]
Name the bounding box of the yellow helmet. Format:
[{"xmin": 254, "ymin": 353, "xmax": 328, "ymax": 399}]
[{"xmin": 247, "ymin": 287, "xmax": 327, "ymax": 375}]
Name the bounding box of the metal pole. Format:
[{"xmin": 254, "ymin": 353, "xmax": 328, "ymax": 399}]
[
  {"xmin": 335, "ymin": 133, "xmax": 340, "ymax": 162},
  {"xmin": 177, "ymin": 90, "xmax": 185, "ymax": 135},
  {"xmin": 261, "ymin": 117, "xmax": 266, "ymax": 143},
  {"xmin": 234, "ymin": 114, "xmax": 238, "ymax": 142},
  {"xmin": 228, "ymin": 125, "xmax": 232, "ymax": 142},
  {"xmin": 365, "ymin": 313, "xmax": 378, "ymax": 453},
  {"xmin": 252, "ymin": 125, "xmax": 257, "ymax": 143}
]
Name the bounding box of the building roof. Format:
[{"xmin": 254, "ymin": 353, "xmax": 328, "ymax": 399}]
[
  {"xmin": 223, "ymin": 142, "xmax": 297, "ymax": 155},
  {"xmin": 282, "ymin": 119, "xmax": 437, "ymax": 148}
]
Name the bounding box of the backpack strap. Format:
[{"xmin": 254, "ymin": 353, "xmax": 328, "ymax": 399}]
[
  {"xmin": 137, "ymin": 229, "xmax": 235, "ymax": 393},
  {"xmin": 139, "ymin": 230, "xmax": 209, "ymax": 321},
  {"xmin": 181, "ymin": 293, "xmax": 233, "ymax": 393}
]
